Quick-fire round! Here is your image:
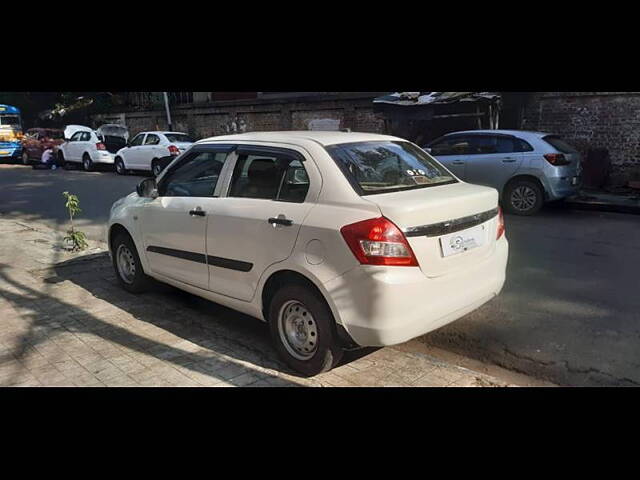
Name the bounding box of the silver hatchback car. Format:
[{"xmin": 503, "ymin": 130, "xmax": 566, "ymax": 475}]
[{"xmin": 425, "ymin": 130, "xmax": 582, "ymax": 215}]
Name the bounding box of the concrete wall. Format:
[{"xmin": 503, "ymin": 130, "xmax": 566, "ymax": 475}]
[
  {"xmin": 522, "ymin": 92, "xmax": 640, "ymax": 185},
  {"xmin": 92, "ymin": 93, "xmax": 387, "ymax": 142}
]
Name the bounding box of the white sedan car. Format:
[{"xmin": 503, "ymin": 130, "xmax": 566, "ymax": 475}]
[
  {"xmin": 58, "ymin": 126, "xmax": 117, "ymax": 171},
  {"xmin": 114, "ymin": 131, "xmax": 194, "ymax": 176},
  {"xmin": 107, "ymin": 131, "xmax": 508, "ymax": 376}
]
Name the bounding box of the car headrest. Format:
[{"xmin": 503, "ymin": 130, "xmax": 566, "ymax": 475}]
[{"xmin": 248, "ymin": 159, "xmax": 277, "ymax": 181}]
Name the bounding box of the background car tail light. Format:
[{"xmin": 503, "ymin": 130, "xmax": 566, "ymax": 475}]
[
  {"xmin": 96, "ymin": 142, "xmax": 106, "ymax": 150},
  {"xmin": 340, "ymin": 217, "xmax": 419, "ymax": 266},
  {"xmin": 497, "ymin": 207, "xmax": 505, "ymax": 240},
  {"xmin": 168, "ymin": 145, "xmax": 180, "ymax": 156},
  {"xmin": 544, "ymin": 153, "xmax": 571, "ymax": 166}
]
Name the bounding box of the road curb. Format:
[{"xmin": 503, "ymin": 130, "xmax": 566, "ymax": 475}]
[{"xmin": 564, "ymin": 200, "xmax": 640, "ymax": 215}]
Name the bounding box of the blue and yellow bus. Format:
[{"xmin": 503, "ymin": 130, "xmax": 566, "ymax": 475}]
[{"xmin": 0, "ymin": 104, "xmax": 23, "ymax": 162}]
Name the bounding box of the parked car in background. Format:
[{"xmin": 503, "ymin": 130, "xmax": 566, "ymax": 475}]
[
  {"xmin": 58, "ymin": 125, "xmax": 116, "ymax": 171},
  {"xmin": 153, "ymin": 155, "xmax": 176, "ymax": 177},
  {"xmin": 425, "ymin": 130, "xmax": 583, "ymax": 215},
  {"xmin": 108, "ymin": 131, "xmax": 508, "ymax": 376},
  {"xmin": 114, "ymin": 131, "xmax": 194, "ymax": 176},
  {"xmin": 21, "ymin": 128, "xmax": 65, "ymax": 165}
]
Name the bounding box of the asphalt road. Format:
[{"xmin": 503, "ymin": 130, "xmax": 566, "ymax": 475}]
[
  {"xmin": 0, "ymin": 163, "xmax": 145, "ymax": 241},
  {"xmin": 1, "ymin": 163, "xmax": 638, "ymax": 385}
]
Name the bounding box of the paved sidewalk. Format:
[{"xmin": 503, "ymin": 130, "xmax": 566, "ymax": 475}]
[
  {"xmin": 566, "ymin": 189, "xmax": 640, "ymax": 214},
  {"xmin": 0, "ymin": 215, "xmax": 513, "ymax": 387}
]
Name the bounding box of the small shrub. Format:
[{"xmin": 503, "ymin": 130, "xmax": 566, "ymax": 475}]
[{"xmin": 62, "ymin": 191, "xmax": 88, "ymax": 251}]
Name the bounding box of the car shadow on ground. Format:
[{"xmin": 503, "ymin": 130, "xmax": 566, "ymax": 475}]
[
  {"xmin": 0, "ymin": 254, "xmax": 308, "ymax": 386},
  {"xmin": 43, "ymin": 252, "xmax": 377, "ymax": 382}
]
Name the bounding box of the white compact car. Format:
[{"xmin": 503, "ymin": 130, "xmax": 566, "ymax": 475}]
[
  {"xmin": 114, "ymin": 131, "xmax": 194, "ymax": 176},
  {"xmin": 58, "ymin": 125, "xmax": 117, "ymax": 171},
  {"xmin": 108, "ymin": 131, "xmax": 508, "ymax": 376}
]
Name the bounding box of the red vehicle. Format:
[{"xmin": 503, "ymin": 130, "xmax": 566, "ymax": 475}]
[{"xmin": 21, "ymin": 128, "xmax": 65, "ymax": 165}]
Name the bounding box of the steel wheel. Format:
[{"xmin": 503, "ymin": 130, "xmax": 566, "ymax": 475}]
[
  {"xmin": 510, "ymin": 185, "xmax": 538, "ymax": 212},
  {"xmin": 83, "ymin": 156, "xmax": 92, "ymax": 171},
  {"xmin": 116, "ymin": 244, "xmax": 136, "ymax": 285},
  {"xmin": 152, "ymin": 161, "xmax": 162, "ymax": 176},
  {"xmin": 278, "ymin": 300, "xmax": 319, "ymax": 361},
  {"xmin": 115, "ymin": 158, "xmax": 126, "ymax": 175}
]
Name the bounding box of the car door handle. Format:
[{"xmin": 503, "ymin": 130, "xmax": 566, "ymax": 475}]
[
  {"xmin": 502, "ymin": 158, "xmax": 517, "ymax": 163},
  {"xmin": 451, "ymin": 160, "xmax": 465, "ymax": 165},
  {"xmin": 189, "ymin": 207, "xmax": 206, "ymax": 217},
  {"xmin": 268, "ymin": 216, "xmax": 293, "ymax": 226}
]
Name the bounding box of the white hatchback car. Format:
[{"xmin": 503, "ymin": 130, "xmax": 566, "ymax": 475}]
[
  {"xmin": 114, "ymin": 131, "xmax": 194, "ymax": 176},
  {"xmin": 108, "ymin": 131, "xmax": 508, "ymax": 376},
  {"xmin": 58, "ymin": 126, "xmax": 116, "ymax": 171}
]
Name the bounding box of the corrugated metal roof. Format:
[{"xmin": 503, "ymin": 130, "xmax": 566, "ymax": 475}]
[{"xmin": 373, "ymin": 92, "xmax": 501, "ymax": 106}]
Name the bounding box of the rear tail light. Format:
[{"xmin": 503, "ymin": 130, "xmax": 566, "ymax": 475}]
[
  {"xmin": 168, "ymin": 145, "xmax": 180, "ymax": 156},
  {"xmin": 340, "ymin": 217, "xmax": 419, "ymax": 267},
  {"xmin": 96, "ymin": 142, "xmax": 106, "ymax": 150},
  {"xmin": 544, "ymin": 153, "xmax": 571, "ymax": 166},
  {"xmin": 496, "ymin": 207, "xmax": 505, "ymax": 240}
]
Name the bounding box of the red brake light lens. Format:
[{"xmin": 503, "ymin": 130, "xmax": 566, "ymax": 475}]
[
  {"xmin": 544, "ymin": 153, "xmax": 570, "ymax": 166},
  {"xmin": 168, "ymin": 145, "xmax": 180, "ymax": 156},
  {"xmin": 96, "ymin": 142, "xmax": 106, "ymax": 150},
  {"xmin": 496, "ymin": 207, "xmax": 505, "ymax": 240},
  {"xmin": 340, "ymin": 217, "xmax": 419, "ymax": 266}
]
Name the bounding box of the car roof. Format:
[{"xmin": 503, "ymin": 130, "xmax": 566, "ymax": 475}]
[
  {"xmin": 197, "ymin": 131, "xmax": 404, "ymax": 147},
  {"xmin": 442, "ymin": 129, "xmax": 552, "ymax": 139},
  {"xmin": 140, "ymin": 131, "xmax": 189, "ymax": 135}
]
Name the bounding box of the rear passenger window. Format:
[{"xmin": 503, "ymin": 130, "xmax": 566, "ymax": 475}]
[
  {"xmin": 144, "ymin": 134, "xmax": 160, "ymax": 145},
  {"xmin": 229, "ymin": 153, "xmax": 309, "ymax": 203},
  {"xmin": 429, "ymin": 136, "xmax": 473, "ymax": 155}
]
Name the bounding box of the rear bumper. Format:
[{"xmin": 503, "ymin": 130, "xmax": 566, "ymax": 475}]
[
  {"xmin": 544, "ymin": 175, "xmax": 581, "ymax": 201},
  {"xmin": 323, "ymin": 236, "xmax": 508, "ymax": 347},
  {"xmin": 91, "ymin": 151, "xmax": 115, "ymax": 164}
]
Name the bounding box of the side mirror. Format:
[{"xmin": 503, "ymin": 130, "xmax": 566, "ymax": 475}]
[{"xmin": 136, "ymin": 178, "xmax": 158, "ymax": 198}]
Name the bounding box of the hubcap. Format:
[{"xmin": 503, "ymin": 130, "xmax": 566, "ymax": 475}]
[
  {"xmin": 84, "ymin": 158, "xmax": 90, "ymax": 170},
  {"xmin": 116, "ymin": 244, "xmax": 136, "ymax": 284},
  {"xmin": 153, "ymin": 164, "xmax": 160, "ymax": 175},
  {"xmin": 278, "ymin": 300, "xmax": 318, "ymax": 361},
  {"xmin": 116, "ymin": 160, "xmax": 123, "ymax": 173},
  {"xmin": 511, "ymin": 185, "xmax": 537, "ymax": 212},
  {"xmin": 22, "ymin": 152, "xmax": 28, "ymax": 164}
]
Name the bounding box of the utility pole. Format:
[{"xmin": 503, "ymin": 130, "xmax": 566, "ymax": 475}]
[{"xmin": 163, "ymin": 92, "xmax": 173, "ymax": 131}]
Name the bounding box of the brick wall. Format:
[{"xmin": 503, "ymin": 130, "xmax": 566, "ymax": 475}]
[
  {"xmin": 92, "ymin": 93, "xmax": 387, "ymax": 144},
  {"xmin": 522, "ymin": 92, "xmax": 640, "ymax": 185}
]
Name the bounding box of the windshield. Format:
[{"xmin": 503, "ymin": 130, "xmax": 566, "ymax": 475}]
[
  {"xmin": 165, "ymin": 133, "xmax": 193, "ymax": 143},
  {"xmin": 326, "ymin": 141, "xmax": 457, "ymax": 195},
  {"xmin": 0, "ymin": 114, "xmax": 21, "ymax": 127}
]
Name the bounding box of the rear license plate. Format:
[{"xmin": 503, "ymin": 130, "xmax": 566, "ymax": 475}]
[{"xmin": 440, "ymin": 224, "xmax": 486, "ymax": 257}]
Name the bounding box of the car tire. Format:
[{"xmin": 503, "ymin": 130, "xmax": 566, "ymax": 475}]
[
  {"xmin": 112, "ymin": 232, "xmax": 152, "ymax": 294},
  {"xmin": 21, "ymin": 150, "xmax": 29, "ymax": 165},
  {"xmin": 82, "ymin": 154, "xmax": 93, "ymax": 172},
  {"xmin": 151, "ymin": 159, "xmax": 162, "ymax": 177},
  {"xmin": 268, "ymin": 284, "xmax": 343, "ymax": 377},
  {"xmin": 504, "ymin": 179, "xmax": 544, "ymax": 216},
  {"xmin": 115, "ymin": 157, "xmax": 127, "ymax": 175}
]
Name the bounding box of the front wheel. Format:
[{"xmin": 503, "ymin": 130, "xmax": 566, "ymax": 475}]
[
  {"xmin": 268, "ymin": 284, "xmax": 343, "ymax": 377},
  {"xmin": 115, "ymin": 157, "xmax": 127, "ymax": 175},
  {"xmin": 111, "ymin": 232, "xmax": 152, "ymax": 293},
  {"xmin": 504, "ymin": 179, "xmax": 544, "ymax": 216}
]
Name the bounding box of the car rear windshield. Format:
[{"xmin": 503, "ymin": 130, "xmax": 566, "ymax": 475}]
[
  {"xmin": 326, "ymin": 141, "xmax": 457, "ymax": 195},
  {"xmin": 544, "ymin": 135, "xmax": 578, "ymax": 154},
  {"xmin": 165, "ymin": 133, "xmax": 193, "ymax": 143}
]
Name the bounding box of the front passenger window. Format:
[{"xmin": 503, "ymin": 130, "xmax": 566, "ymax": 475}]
[{"xmin": 160, "ymin": 151, "xmax": 227, "ymax": 197}]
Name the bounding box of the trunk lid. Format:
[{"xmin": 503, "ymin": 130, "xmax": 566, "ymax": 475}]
[{"xmin": 366, "ymin": 182, "xmax": 500, "ymax": 278}]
